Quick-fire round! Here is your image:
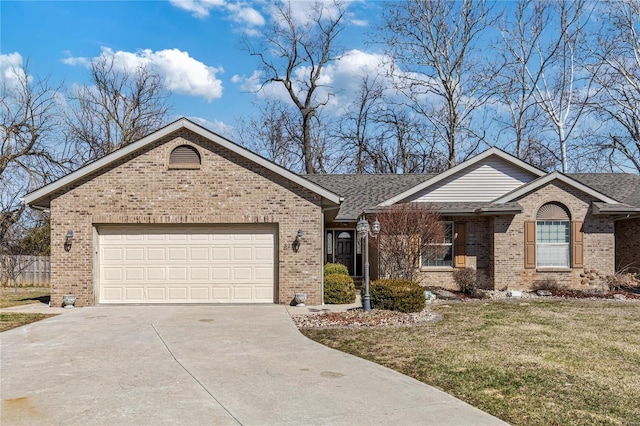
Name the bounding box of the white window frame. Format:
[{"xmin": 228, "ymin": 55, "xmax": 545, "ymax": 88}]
[
  {"xmin": 536, "ymin": 220, "xmax": 570, "ymax": 268},
  {"xmin": 421, "ymin": 221, "xmax": 454, "ymax": 268}
]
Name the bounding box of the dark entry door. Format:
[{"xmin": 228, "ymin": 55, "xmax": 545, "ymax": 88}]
[{"xmin": 334, "ymin": 231, "xmax": 354, "ymax": 275}]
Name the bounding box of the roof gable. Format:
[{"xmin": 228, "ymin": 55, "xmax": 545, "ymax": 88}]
[
  {"xmin": 22, "ymin": 118, "xmax": 342, "ymax": 208},
  {"xmin": 378, "ymin": 148, "xmax": 545, "ymax": 207},
  {"xmin": 493, "ymin": 172, "xmax": 620, "ymax": 204}
]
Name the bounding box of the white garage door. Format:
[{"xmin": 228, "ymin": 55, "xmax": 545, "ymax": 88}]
[{"xmin": 98, "ymin": 226, "xmax": 275, "ymax": 304}]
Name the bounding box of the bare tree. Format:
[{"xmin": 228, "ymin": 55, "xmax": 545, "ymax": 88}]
[
  {"xmin": 335, "ymin": 73, "xmax": 383, "ymax": 173},
  {"xmin": 381, "ymin": 0, "xmax": 497, "ymax": 169},
  {"xmin": 372, "ymin": 107, "xmax": 447, "ymax": 173},
  {"xmin": 588, "ymin": 0, "xmax": 640, "ymax": 173},
  {"xmin": 66, "ymin": 55, "xmax": 170, "ymax": 164},
  {"xmin": 244, "ymin": 1, "xmax": 346, "ymax": 174},
  {"xmin": 498, "ymin": 0, "xmax": 594, "ymax": 173},
  {"xmin": 237, "ymin": 100, "xmax": 303, "ymax": 171},
  {"xmin": 372, "ymin": 203, "xmax": 445, "ymax": 281},
  {"xmin": 1, "ymin": 62, "xmax": 68, "ymax": 246}
]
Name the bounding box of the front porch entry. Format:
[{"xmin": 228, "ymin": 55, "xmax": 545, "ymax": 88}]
[{"xmin": 326, "ymin": 229, "xmax": 363, "ymax": 277}]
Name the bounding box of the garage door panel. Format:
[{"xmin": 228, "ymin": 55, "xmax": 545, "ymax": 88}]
[
  {"xmin": 103, "ymin": 268, "xmax": 123, "ymax": 281},
  {"xmin": 233, "ymin": 267, "xmax": 252, "ymax": 280},
  {"xmin": 99, "ymin": 226, "xmax": 275, "ymax": 304},
  {"xmin": 212, "ymin": 267, "xmax": 231, "ymax": 280},
  {"xmin": 125, "ymin": 248, "xmax": 144, "ymax": 260},
  {"xmin": 147, "ymin": 248, "xmax": 166, "ymax": 261},
  {"xmin": 190, "ymin": 247, "xmax": 209, "ymax": 261},
  {"xmin": 168, "ymin": 247, "xmax": 187, "ymax": 261},
  {"xmin": 103, "ymin": 248, "xmax": 123, "ymax": 261},
  {"xmin": 233, "ymin": 247, "xmax": 252, "ymax": 261},
  {"xmin": 124, "ymin": 287, "xmax": 144, "ymax": 300},
  {"xmin": 190, "ymin": 287, "xmax": 209, "ymax": 300},
  {"xmin": 125, "ymin": 268, "xmax": 144, "ymax": 281},
  {"xmin": 102, "ymin": 287, "xmax": 123, "ymax": 301},
  {"xmin": 233, "ymin": 287, "xmax": 253, "ymax": 300}
]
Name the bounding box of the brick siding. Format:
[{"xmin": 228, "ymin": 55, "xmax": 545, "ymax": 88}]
[
  {"xmin": 615, "ymin": 218, "xmax": 640, "ymax": 273},
  {"xmin": 49, "ymin": 129, "xmax": 324, "ymax": 307},
  {"xmin": 493, "ymin": 181, "xmax": 615, "ymax": 290}
]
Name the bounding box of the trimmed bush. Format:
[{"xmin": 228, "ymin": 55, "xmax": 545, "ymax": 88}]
[
  {"xmin": 453, "ymin": 267, "xmax": 490, "ymax": 297},
  {"xmin": 324, "ymin": 274, "xmax": 356, "ymax": 304},
  {"xmin": 370, "ymin": 279, "xmax": 425, "ymax": 313},
  {"xmin": 324, "ymin": 262, "xmax": 349, "ymax": 277}
]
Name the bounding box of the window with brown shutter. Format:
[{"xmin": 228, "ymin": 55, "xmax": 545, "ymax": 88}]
[
  {"xmin": 169, "ymin": 145, "xmax": 201, "ymax": 168},
  {"xmin": 524, "ymin": 221, "xmax": 536, "ymax": 269},
  {"xmin": 571, "ymin": 221, "xmax": 584, "ymax": 268}
]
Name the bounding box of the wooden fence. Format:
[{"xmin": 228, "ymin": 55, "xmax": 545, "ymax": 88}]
[{"xmin": 0, "ymin": 255, "xmax": 51, "ymax": 286}]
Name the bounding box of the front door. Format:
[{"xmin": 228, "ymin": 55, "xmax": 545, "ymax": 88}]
[{"xmin": 334, "ymin": 231, "xmax": 354, "ymax": 275}]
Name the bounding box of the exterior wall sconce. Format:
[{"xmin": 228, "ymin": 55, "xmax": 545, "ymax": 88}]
[
  {"xmin": 292, "ymin": 229, "xmax": 303, "ymax": 252},
  {"xmin": 64, "ymin": 230, "xmax": 74, "ymax": 252}
]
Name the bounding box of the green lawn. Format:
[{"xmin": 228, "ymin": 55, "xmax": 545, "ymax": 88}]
[
  {"xmin": 302, "ymin": 300, "xmax": 640, "ymax": 425},
  {"xmin": 1, "ymin": 287, "xmax": 55, "ymax": 332}
]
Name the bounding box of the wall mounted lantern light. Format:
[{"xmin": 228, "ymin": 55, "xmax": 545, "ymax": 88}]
[
  {"xmin": 292, "ymin": 229, "xmax": 303, "ymax": 252},
  {"xmin": 64, "ymin": 230, "xmax": 74, "ymax": 252}
]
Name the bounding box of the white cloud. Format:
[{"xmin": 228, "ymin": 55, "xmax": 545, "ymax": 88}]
[
  {"xmin": 186, "ymin": 115, "xmax": 235, "ymax": 138},
  {"xmin": 170, "ymin": 0, "xmax": 264, "ymax": 30},
  {"xmin": 64, "ymin": 47, "xmax": 224, "ymax": 102},
  {"xmin": 0, "ymin": 52, "xmax": 29, "ymax": 88},
  {"xmin": 233, "ymin": 49, "xmax": 395, "ymax": 115}
]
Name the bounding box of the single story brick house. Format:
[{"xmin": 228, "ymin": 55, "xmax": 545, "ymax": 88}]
[{"xmin": 23, "ymin": 118, "xmax": 640, "ymax": 307}]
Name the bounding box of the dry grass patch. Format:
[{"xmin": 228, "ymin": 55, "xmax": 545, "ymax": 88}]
[
  {"xmin": 302, "ymin": 300, "xmax": 640, "ymax": 425},
  {"xmin": 1, "ymin": 287, "xmax": 55, "ymax": 332},
  {"xmin": 0, "ymin": 287, "xmax": 50, "ymax": 309},
  {"xmin": 0, "ymin": 313, "xmax": 55, "ymax": 333}
]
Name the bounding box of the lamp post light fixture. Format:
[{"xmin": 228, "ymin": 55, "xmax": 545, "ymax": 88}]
[{"xmin": 357, "ymin": 216, "xmax": 380, "ymax": 312}]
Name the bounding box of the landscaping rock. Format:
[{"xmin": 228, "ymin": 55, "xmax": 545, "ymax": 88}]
[
  {"xmin": 613, "ymin": 294, "xmax": 627, "ymax": 300},
  {"xmin": 432, "ymin": 289, "xmax": 460, "ymax": 300},
  {"xmin": 536, "ymin": 290, "xmax": 552, "ymax": 297}
]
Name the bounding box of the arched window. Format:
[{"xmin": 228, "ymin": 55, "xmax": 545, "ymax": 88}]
[
  {"xmin": 169, "ymin": 145, "xmax": 201, "ymax": 167},
  {"xmin": 536, "ymin": 202, "xmax": 570, "ymax": 268}
]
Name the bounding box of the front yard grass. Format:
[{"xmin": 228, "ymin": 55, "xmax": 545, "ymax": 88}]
[
  {"xmin": 1, "ymin": 287, "xmax": 55, "ymax": 332},
  {"xmin": 302, "ymin": 300, "xmax": 640, "ymax": 425}
]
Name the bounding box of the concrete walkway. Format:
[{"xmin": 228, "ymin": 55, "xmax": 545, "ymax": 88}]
[{"xmin": 1, "ymin": 304, "xmax": 508, "ymax": 425}]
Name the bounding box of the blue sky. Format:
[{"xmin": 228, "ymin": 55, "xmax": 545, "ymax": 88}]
[{"xmin": 1, "ymin": 0, "xmax": 382, "ymax": 138}]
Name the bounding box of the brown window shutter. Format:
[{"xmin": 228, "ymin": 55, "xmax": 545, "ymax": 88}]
[
  {"xmin": 454, "ymin": 222, "xmax": 466, "ymax": 268},
  {"xmin": 524, "ymin": 221, "xmax": 536, "ymax": 269},
  {"xmin": 572, "ymin": 221, "xmax": 584, "ymax": 268}
]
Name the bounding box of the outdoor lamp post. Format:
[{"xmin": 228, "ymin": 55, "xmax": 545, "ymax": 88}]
[{"xmin": 357, "ymin": 216, "xmax": 380, "ymax": 312}]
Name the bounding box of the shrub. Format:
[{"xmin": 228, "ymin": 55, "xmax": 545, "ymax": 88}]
[
  {"xmin": 324, "ymin": 262, "xmax": 349, "ymax": 277},
  {"xmin": 453, "ymin": 267, "xmax": 491, "ymax": 298},
  {"xmin": 370, "ymin": 279, "xmax": 426, "ymax": 313},
  {"xmin": 453, "ymin": 267, "xmax": 477, "ymax": 295},
  {"xmin": 324, "ymin": 274, "xmax": 356, "ymax": 304},
  {"xmin": 532, "ymin": 278, "xmax": 565, "ymax": 292},
  {"xmin": 605, "ymin": 272, "xmax": 640, "ymax": 291}
]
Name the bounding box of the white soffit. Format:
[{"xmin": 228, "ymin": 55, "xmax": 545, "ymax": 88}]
[
  {"xmin": 493, "ymin": 172, "xmax": 621, "ymax": 204},
  {"xmin": 22, "ymin": 118, "xmax": 343, "ymax": 207},
  {"xmin": 377, "ymin": 148, "xmax": 546, "ymax": 207}
]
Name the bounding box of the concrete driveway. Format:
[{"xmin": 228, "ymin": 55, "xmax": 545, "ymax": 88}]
[{"xmin": 1, "ymin": 305, "xmax": 507, "ymax": 425}]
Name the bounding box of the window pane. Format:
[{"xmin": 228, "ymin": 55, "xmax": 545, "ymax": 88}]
[
  {"xmin": 537, "ymin": 221, "xmax": 569, "ymax": 243},
  {"xmin": 537, "ymin": 244, "xmax": 570, "ymax": 267},
  {"xmin": 422, "ymin": 222, "xmax": 454, "ymax": 267},
  {"xmin": 326, "ymin": 232, "xmax": 333, "ymax": 255}
]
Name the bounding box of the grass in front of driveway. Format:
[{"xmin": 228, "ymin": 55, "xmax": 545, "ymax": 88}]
[
  {"xmin": 0, "ymin": 287, "xmax": 50, "ymax": 309},
  {"xmin": 0, "ymin": 312, "xmax": 55, "ymax": 333},
  {"xmin": 1, "ymin": 287, "xmax": 55, "ymax": 332},
  {"xmin": 302, "ymin": 300, "xmax": 640, "ymax": 425}
]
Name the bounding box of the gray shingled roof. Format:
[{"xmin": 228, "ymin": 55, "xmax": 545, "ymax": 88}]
[
  {"xmin": 304, "ymin": 174, "xmax": 434, "ymax": 221},
  {"xmin": 568, "ymin": 173, "xmax": 640, "ymax": 207},
  {"xmin": 305, "ymin": 172, "xmax": 640, "ymax": 221}
]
